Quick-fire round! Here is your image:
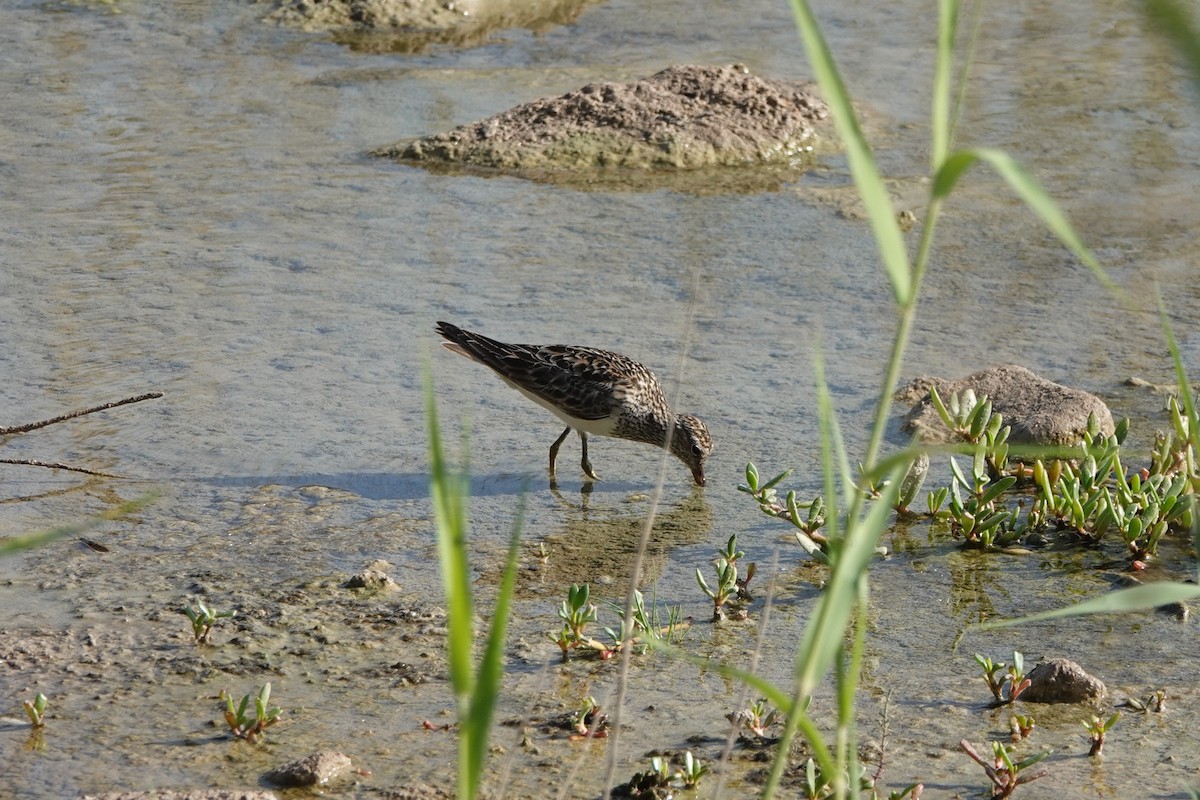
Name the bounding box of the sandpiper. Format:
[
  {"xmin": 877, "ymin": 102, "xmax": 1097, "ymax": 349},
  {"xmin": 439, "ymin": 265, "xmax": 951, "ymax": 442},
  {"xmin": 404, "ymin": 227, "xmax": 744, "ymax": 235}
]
[{"xmin": 435, "ymin": 321, "xmax": 713, "ymax": 485}]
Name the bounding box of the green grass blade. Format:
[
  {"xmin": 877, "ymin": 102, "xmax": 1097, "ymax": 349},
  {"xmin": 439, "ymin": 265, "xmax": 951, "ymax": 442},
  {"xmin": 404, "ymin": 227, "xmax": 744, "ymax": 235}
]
[
  {"xmin": 948, "ymin": 0, "xmax": 985, "ymax": 160},
  {"xmin": 427, "ymin": 385, "xmax": 474, "ymax": 696},
  {"xmin": 1155, "ymin": 293, "xmax": 1200, "ymax": 584},
  {"xmin": 932, "ymin": 147, "xmax": 1116, "ymax": 292},
  {"xmin": 1141, "ymin": 0, "xmax": 1200, "ymax": 89},
  {"xmin": 425, "ymin": 368, "xmax": 476, "ymax": 799},
  {"xmin": 798, "ymin": 473, "xmax": 901, "ymax": 693},
  {"xmin": 788, "ymin": 0, "xmax": 912, "ymax": 306},
  {"xmin": 931, "ymin": 0, "xmax": 959, "ymax": 167},
  {"xmin": 813, "ymin": 349, "xmax": 854, "ymax": 516},
  {"xmin": 978, "ymin": 582, "xmax": 1200, "ymax": 629},
  {"xmin": 759, "ymin": 342, "xmax": 906, "ymax": 797},
  {"xmin": 465, "ymin": 492, "xmax": 526, "ymax": 798},
  {"xmin": 645, "ymin": 640, "xmax": 794, "ymax": 714},
  {"xmin": 1159, "ymin": 294, "xmax": 1197, "ymax": 425},
  {"xmin": 0, "ymin": 493, "xmax": 159, "ymax": 557},
  {"xmin": 837, "ymin": 580, "xmax": 870, "ymax": 800}
]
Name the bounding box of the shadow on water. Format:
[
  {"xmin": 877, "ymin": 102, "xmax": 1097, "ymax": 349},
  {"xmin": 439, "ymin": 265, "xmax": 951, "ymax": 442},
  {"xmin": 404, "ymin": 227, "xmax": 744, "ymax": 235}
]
[{"xmin": 196, "ymin": 471, "xmax": 691, "ymax": 501}]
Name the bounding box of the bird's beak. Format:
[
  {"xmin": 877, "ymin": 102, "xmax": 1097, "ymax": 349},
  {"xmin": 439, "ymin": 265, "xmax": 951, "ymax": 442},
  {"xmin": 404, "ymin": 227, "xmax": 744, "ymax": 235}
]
[{"xmin": 692, "ymin": 467, "xmax": 706, "ymax": 486}]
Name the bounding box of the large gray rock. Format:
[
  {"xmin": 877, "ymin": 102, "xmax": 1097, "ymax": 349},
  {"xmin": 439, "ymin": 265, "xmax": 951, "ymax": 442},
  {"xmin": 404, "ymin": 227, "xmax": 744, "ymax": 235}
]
[
  {"xmin": 375, "ymin": 64, "xmax": 830, "ymax": 191},
  {"xmin": 899, "ymin": 364, "xmax": 1115, "ymax": 446}
]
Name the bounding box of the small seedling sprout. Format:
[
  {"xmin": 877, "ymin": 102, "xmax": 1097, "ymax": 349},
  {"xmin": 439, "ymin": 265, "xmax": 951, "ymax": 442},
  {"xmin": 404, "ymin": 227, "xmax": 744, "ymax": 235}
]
[
  {"xmin": 960, "ymin": 739, "xmax": 1049, "ymax": 798},
  {"xmin": 23, "ymin": 693, "xmax": 48, "ymax": 727},
  {"xmin": 1083, "ymin": 711, "xmax": 1120, "ymax": 756},
  {"xmin": 184, "ymin": 600, "xmax": 237, "ymax": 644},
  {"xmin": 221, "ymin": 683, "xmax": 282, "ymax": 742}
]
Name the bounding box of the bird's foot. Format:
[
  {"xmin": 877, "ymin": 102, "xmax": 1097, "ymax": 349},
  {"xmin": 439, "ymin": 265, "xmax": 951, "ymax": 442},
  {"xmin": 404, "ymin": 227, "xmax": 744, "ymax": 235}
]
[{"xmin": 581, "ymin": 459, "xmax": 600, "ymax": 482}]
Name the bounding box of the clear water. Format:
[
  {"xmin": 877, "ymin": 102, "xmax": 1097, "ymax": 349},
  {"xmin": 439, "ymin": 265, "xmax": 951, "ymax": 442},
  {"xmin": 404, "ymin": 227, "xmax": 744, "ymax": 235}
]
[{"xmin": 1, "ymin": 0, "xmax": 1198, "ymax": 797}]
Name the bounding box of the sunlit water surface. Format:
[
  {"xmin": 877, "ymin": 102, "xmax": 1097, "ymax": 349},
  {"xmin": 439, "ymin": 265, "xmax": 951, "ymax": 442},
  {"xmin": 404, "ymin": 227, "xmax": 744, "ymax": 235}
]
[{"xmin": 1, "ymin": 0, "xmax": 1198, "ymax": 797}]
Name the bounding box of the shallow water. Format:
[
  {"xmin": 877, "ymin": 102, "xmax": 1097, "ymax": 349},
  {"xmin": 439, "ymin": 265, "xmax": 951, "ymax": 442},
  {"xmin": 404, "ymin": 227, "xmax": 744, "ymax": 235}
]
[{"xmin": 1, "ymin": 0, "xmax": 1199, "ymax": 797}]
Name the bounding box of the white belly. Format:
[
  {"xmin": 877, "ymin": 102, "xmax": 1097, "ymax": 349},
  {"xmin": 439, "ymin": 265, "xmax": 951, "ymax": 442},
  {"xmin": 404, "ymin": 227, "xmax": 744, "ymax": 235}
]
[{"xmin": 507, "ymin": 382, "xmax": 619, "ymax": 437}]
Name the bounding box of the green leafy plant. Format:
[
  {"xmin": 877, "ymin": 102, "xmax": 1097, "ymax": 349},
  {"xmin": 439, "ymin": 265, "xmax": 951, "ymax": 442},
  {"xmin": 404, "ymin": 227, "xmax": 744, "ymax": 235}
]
[
  {"xmin": 221, "ymin": 683, "xmax": 281, "ymax": 742},
  {"xmin": 947, "ymin": 456, "xmax": 1019, "ymax": 548},
  {"xmin": 930, "ymin": 389, "xmax": 1010, "ymax": 473},
  {"xmin": 959, "ymin": 739, "xmax": 1050, "ymax": 798},
  {"xmin": 800, "ymin": 757, "xmax": 875, "ymax": 800},
  {"xmin": 975, "ymin": 653, "xmax": 1006, "ymax": 703},
  {"xmin": 801, "ymin": 758, "xmax": 832, "ymax": 800},
  {"xmin": 926, "ymin": 485, "xmax": 949, "ymax": 517},
  {"xmin": 426, "ymin": 371, "xmax": 524, "ymax": 800},
  {"xmin": 23, "ymin": 693, "xmax": 48, "ymax": 727},
  {"xmin": 696, "ymin": 534, "xmax": 754, "ymax": 621},
  {"xmin": 551, "ymin": 583, "xmax": 604, "ymax": 661},
  {"xmin": 884, "ymin": 378, "xmax": 1193, "ymax": 564},
  {"xmin": 895, "ymin": 453, "xmax": 930, "ymax": 515},
  {"xmin": 183, "ymin": 600, "xmax": 237, "ymax": 644},
  {"xmin": 552, "ymin": 585, "xmax": 687, "ymax": 661},
  {"xmin": 622, "ymin": 755, "xmax": 674, "ymax": 798},
  {"xmin": 677, "ymin": 751, "xmax": 709, "ymax": 789},
  {"xmin": 739, "ymin": 463, "xmax": 829, "ymax": 560},
  {"xmin": 1083, "ymin": 711, "xmax": 1120, "ymax": 756},
  {"xmin": 974, "ymin": 652, "xmax": 1030, "ymax": 706},
  {"xmin": 1123, "ymin": 689, "xmax": 1166, "ymax": 713}
]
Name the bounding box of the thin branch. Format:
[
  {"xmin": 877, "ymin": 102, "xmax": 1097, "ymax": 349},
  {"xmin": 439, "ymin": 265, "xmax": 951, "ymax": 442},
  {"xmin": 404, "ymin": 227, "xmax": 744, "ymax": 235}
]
[
  {"xmin": 0, "ymin": 459, "xmax": 123, "ymax": 478},
  {"xmin": 0, "ymin": 392, "xmax": 164, "ymax": 436}
]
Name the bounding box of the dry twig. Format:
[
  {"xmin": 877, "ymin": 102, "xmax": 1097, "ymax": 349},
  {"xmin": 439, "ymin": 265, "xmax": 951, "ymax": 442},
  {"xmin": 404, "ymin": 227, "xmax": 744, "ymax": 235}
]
[
  {"xmin": 0, "ymin": 392, "xmax": 164, "ymax": 436},
  {"xmin": 0, "ymin": 391, "xmax": 163, "ymax": 478}
]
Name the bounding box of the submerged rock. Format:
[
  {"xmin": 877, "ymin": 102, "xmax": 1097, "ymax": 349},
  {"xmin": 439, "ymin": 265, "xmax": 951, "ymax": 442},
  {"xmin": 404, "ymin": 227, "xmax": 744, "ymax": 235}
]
[
  {"xmin": 265, "ymin": 0, "xmax": 597, "ymax": 53},
  {"xmin": 264, "ymin": 751, "xmax": 353, "ymax": 787},
  {"xmin": 375, "ymin": 64, "xmax": 830, "ymax": 192},
  {"xmin": 1021, "ymin": 658, "xmax": 1107, "ymax": 704},
  {"xmin": 899, "ymin": 364, "xmax": 1115, "ymax": 446}
]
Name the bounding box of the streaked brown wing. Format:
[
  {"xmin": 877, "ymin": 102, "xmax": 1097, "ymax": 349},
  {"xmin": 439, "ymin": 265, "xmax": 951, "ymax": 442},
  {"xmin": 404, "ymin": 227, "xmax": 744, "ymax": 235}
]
[
  {"xmin": 435, "ymin": 322, "xmax": 646, "ymax": 422},
  {"xmin": 504, "ymin": 345, "xmax": 641, "ymax": 421}
]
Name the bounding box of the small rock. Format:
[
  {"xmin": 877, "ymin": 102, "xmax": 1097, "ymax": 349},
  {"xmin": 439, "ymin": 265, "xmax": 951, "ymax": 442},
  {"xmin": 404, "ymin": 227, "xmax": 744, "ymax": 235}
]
[
  {"xmin": 345, "ymin": 561, "xmax": 397, "ymax": 590},
  {"xmin": 1021, "ymin": 658, "xmax": 1106, "ymax": 704},
  {"xmin": 899, "ymin": 364, "xmax": 1115, "ymax": 446},
  {"xmin": 264, "ymin": 751, "xmax": 353, "ymax": 787}
]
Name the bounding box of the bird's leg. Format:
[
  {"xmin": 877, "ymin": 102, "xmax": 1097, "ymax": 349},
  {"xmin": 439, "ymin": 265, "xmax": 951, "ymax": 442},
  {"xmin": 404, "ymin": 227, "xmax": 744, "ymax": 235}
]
[
  {"xmin": 579, "ymin": 431, "xmax": 600, "ymax": 481},
  {"xmin": 549, "ymin": 427, "xmax": 571, "ymax": 478}
]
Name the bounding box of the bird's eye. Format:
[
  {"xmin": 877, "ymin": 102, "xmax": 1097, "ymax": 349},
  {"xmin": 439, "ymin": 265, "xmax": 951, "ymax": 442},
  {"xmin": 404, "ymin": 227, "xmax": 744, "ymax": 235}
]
[{"xmin": 691, "ymin": 443, "xmax": 704, "ymax": 455}]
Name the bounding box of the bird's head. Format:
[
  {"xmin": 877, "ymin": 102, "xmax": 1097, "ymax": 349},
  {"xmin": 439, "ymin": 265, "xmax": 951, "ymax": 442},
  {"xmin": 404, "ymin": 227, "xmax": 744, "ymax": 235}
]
[{"xmin": 672, "ymin": 414, "xmax": 713, "ymax": 486}]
